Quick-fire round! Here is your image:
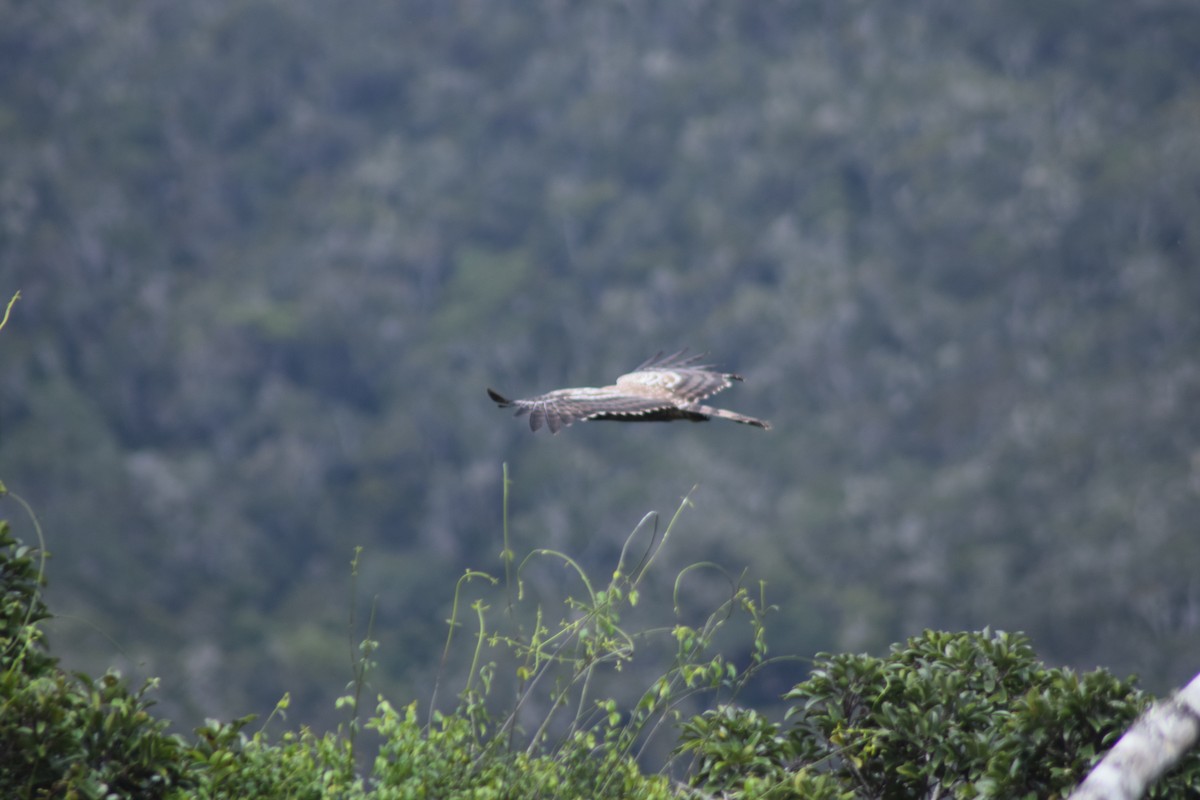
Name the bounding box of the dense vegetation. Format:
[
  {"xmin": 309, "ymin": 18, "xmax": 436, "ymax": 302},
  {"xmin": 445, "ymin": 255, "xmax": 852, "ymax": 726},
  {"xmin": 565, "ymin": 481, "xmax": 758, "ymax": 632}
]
[
  {"xmin": 2, "ymin": 0, "xmax": 1199, "ymax": 751},
  {"xmin": 5, "ymin": 509, "xmax": 1200, "ymax": 798}
]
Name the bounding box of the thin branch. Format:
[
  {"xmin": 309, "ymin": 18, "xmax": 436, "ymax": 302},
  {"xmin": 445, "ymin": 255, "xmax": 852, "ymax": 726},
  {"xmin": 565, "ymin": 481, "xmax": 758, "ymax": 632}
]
[
  {"xmin": 0, "ymin": 290, "xmax": 19, "ymax": 333},
  {"xmin": 1069, "ymin": 671, "xmax": 1200, "ymax": 800}
]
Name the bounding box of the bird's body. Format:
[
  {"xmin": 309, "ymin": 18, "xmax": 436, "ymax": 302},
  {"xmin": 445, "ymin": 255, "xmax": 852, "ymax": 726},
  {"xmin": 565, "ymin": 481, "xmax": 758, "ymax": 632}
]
[{"xmin": 487, "ymin": 351, "xmax": 771, "ymax": 434}]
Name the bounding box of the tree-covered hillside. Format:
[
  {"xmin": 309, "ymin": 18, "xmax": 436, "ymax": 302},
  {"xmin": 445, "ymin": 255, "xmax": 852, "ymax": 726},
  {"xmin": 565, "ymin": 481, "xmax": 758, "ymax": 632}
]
[{"xmin": 2, "ymin": 0, "xmax": 1199, "ymax": 735}]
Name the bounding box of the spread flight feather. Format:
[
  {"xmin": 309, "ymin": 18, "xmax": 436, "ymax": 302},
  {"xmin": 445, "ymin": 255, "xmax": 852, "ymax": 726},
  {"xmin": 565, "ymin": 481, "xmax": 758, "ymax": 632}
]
[{"xmin": 487, "ymin": 351, "xmax": 771, "ymax": 434}]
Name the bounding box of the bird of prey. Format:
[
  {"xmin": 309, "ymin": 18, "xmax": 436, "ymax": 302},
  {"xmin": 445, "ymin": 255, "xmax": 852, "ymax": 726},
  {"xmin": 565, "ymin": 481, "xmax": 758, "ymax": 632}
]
[{"xmin": 487, "ymin": 351, "xmax": 771, "ymax": 434}]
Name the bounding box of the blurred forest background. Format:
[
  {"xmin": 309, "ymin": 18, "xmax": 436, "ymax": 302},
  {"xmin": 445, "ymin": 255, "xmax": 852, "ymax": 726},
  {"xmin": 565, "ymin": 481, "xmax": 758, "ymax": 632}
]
[{"xmin": 2, "ymin": 0, "xmax": 1199, "ymax": 736}]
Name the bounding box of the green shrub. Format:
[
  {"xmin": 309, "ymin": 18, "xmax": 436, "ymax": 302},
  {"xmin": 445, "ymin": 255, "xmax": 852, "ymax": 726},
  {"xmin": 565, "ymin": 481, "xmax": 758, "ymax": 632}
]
[
  {"xmin": 6, "ymin": 493, "xmax": 1200, "ymax": 799},
  {"xmin": 678, "ymin": 629, "xmax": 1200, "ymax": 798},
  {"xmin": 367, "ymin": 699, "xmax": 673, "ymax": 800},
  {"xmin": 184, "ymin": 714, "xmax": 362, "ymax": 800},
  {"xmin": 0, "ymin": 519, "xmax": 193, "ymax": 799},
  {"xmin": 677, "ymin": 704, "xmax": 808, "ymax": 799},
  {"xmin": 766, "ymin": 629, "xmax": 1196, "ymax": 798}
]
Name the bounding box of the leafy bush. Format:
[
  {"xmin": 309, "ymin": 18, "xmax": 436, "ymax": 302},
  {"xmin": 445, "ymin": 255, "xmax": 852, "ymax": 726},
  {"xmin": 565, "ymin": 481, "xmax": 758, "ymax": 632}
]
[
  {"xmin": 0, "ymin": 490, "xmax": 718, "ymax": 799},
  {"xmin": 4, "ymin": 488, "xmax": 1200, "ymax": 798},
  {"xmin": 366, "ymin": 699, "xmax": 673, "ymax": 800},
  {"xmin": 677, "ymin": 628, "xmax": 1200, "ymax": 798},
  {"xmin": 677, "ymin": 704, "xmax": 807, "ymax": 798},
  {"xmin": 0, "ymin": 515, "xmax": 192, "ymax": 798}
]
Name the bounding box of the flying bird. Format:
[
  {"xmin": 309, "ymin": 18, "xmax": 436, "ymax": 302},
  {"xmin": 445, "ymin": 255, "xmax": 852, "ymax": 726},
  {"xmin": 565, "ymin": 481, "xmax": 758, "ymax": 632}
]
[{"xmin": 487, "ymin": 351, "xmax": 771, "ymax": 434}]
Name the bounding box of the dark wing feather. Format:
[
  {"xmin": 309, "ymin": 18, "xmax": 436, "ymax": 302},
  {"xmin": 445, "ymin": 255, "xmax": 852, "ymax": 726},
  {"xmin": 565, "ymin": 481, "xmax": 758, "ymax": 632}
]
[{"xmin": 487, "ymin": 387, "xmax": 675, "ymax": 433}]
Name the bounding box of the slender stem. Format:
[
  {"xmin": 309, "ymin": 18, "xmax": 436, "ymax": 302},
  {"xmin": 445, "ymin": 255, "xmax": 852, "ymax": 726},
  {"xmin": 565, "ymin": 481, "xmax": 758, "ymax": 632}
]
[{"xmin": 0, "ymin": 291, "xmax": 20, "ymax": 334}]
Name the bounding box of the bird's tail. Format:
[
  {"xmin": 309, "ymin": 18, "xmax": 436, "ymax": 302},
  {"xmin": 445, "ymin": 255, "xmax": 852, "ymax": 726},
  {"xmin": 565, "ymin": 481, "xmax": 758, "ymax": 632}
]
[
  {"xmin": 487, "ymin": 388, "xmax": 513, "ymax": 407},
  {"xmin": 692, "ymin": 404, "xmax": 772, "ymax": 430}
]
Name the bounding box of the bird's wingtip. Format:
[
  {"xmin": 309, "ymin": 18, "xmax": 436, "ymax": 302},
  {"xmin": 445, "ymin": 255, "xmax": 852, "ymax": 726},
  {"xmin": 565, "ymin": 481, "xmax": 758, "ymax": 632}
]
[{"xmin": 487, "ymin": 388, "xmax": 511, "ymax": 406}]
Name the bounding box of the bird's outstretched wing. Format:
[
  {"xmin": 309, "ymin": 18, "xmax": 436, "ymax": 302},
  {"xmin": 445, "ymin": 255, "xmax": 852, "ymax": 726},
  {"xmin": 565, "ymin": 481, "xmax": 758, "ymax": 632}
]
[
  {"xmin": 487, "ymin": 387, "xmax": 676, "ymax": 434},
  {"xmin": 616, "ymin": 349, "xmax": 742, "ymax": 402},
  {"xmin": 488, "ymin": 350, "xmax": 770, "ymax": 433}
]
